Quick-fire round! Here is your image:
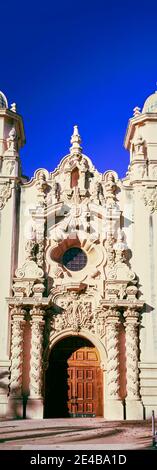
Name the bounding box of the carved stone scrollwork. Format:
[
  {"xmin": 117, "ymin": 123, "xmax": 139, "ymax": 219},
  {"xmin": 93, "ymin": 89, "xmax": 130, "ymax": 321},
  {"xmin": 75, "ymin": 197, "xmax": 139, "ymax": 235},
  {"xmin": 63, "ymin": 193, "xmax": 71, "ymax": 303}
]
[
  {"xmin": 92, "ymin": 181, "xmax": 103, "ymax": 204},
  {"xmin": 12, "ymin": 280, "xmax": 34, "ymax": 298},
  {"xmin": 143, "ymin": 187, "xmax": 157, "ymax": 213},
  {"xmin": 50, "ymin": 300, "xmax": 93, "ymax": 336},
  {"xmin": 105, "ymin": 232, "xmax": 115, "ymax": 273},
  {"xmin": 94, "ymin": 309, "xmax": 106, "ymax": 337},
  {"xmin": 0, "ymin": 182, "xmax": 12, "ymax": 210},
  {"xmin": 36, "ymin": 239, "xmax": 45, "ymax": 268},
  {"xmin": 25, "ymin": 239, "xmax": 37, "ymax": 261},
  {"xmin": 36, "ymin": 171, "xmax": 48, "ymax": 193},
  {"xmin": 129, "ymin": 163, "xmax": 146, "ymax": 181},
  {"xmin": 114, "ymin": 228, "xmax": 127, "ymax": 264},
  {"xmin": 52, "ymin": 176, "xmax": 59, "ymax": 200},
  {"xmin": 36, "ymin": 171, "xmax": 48, "ymax": 207},
  {"xmin": 15, "ymin": 260, "xmax": 44, "ymax": 279},
  {"xmin": 104, "ymin": 308, "xmax": 121, "ymax": 399},
  {"xmin": 33, "ymin": 283, "xmax": 45, "ymax": 299},
  {"xmin": 29, "ymin": 307, "xmax": 45, "ymax": 398},
  {"xmin": 106, "ymin": 228, "xmax": 135, "ymax": 282},
  {"xmin": 35, "ymin": 215, "xmax": 45, "ymax": 269},
  {"xmin": 50, "ymin": 293, "xmax": 105, "ymax": 338},
  {"xmin": 124, "ymin": 308, "xmax": 140, "ymax": 400},
  {"xmin": 103, "ymin": 172, "xmax": 117, "ymax": 208},
  {"xmin": 9, "ymin": 307, "xmax": 26, "ymax": 396},
  {"xmin": 126, "ymin": 285, "xmax": 138, "ymax": 301}
]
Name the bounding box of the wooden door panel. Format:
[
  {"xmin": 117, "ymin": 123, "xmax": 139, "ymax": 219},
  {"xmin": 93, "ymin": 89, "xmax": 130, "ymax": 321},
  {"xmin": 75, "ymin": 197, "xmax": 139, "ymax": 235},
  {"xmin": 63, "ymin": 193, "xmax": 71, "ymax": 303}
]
[
  {"xmin": 76, "ymin": 369, "xmax": 84, "ymax": 380},
  {"xmin": 85, "ymin": 402, "xmax": 94, "ymax": 414},
  {"xmin": 77, "ymin": 403, "xmax": 84, "ymax": 413},
  {"xmin": 77, "ymin": 381, "xmax": 83, "ymax": 399},
  {"xmin": 71, "ymin": 404, "xmax": 77, "ymax": 414},
  {"xmin": 85, "ymin": 369, "xmax": 94, "ymax": 380},
  {"xmin": 87, "ymin": 351, "xmax": 98, "ymax": 361},
  {"xmin": 69, "ymin": 348, "xmax": 99, "ymax": 365},
  {"xmin": 67, "ymin": 345, "xmax": 102, "ymax": 416},
  {"xmin": 75, "ymin": 351, "xmax": 84, "ymax": 361},
  {"xmin": 85, "ymin": 382, "xmax": 93, "ymax": 399}
]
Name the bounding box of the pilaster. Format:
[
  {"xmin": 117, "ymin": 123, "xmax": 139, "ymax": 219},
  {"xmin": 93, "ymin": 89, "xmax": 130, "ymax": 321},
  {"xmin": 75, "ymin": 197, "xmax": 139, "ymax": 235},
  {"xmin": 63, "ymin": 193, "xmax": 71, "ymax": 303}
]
[
  {"xmin": 8, "ymin": 307, "xmax": 26, "ymax": 418},
  {"xmin": 124, "ymin": 307, "xmax": 143, "ymax": 419},
  {"xmin": 27, "ymin": 307, "xmax": 45, "ymax": 418},
  {"xmin": 104, "ymin": 307, "xmax": 124, "ymax": 420}
]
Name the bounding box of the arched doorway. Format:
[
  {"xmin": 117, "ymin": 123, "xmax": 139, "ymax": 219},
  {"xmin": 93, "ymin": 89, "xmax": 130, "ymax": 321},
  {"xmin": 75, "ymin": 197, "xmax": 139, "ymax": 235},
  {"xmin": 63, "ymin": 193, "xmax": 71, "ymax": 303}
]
[{"xmin": 44, "ymin": 336, "xmax": 103, "ymax": 418}]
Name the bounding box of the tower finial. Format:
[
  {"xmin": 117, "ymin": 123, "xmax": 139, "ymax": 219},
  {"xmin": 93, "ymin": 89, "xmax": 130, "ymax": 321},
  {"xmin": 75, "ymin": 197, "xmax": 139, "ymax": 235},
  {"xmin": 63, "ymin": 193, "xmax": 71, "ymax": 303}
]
[
  {"xmin": 133, "ymin": 106, "xmax": 141, "ymax": 117},
  {"xmin": 10, "ymin": 102, "xmax": 17, "ymax": 113},
  {"xmin": 70, "ymin": 125, "xmax": 82, "ymax": 155}
]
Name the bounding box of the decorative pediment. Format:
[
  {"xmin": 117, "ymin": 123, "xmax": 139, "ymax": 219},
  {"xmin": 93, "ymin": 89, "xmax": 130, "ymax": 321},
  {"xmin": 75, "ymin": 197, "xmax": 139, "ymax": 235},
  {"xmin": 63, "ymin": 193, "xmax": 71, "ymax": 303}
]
[
  {"xmin": 12, "ymin": 261, "xmax": 45, "ymax": 300},
  {"xmin": 15, "ymin": 260, "xmax": 44, "ymax": 279}
]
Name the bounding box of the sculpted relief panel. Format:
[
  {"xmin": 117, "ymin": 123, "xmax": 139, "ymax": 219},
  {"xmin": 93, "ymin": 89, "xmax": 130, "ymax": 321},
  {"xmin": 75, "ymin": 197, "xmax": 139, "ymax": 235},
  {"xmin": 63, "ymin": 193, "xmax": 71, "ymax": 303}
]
[
  {"xmin": 143, "ymin": 187, "xmax": 157, "ymax": 213},
  {"xmin": 0, "ymin": 181, "xmax": 11, "ymax": 210},
  {"xmin": 48, "ymin": 294, "xmax": 106, "ymax": 341}
]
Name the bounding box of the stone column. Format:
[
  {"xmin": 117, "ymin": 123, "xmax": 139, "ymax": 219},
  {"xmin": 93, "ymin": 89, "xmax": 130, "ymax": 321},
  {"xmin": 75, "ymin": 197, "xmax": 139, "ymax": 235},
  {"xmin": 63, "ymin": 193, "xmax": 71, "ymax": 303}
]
[
  {"xmin": 27, "ymin": 307, "xmax": 45, "ymax": 418},
  {"xmin": 9, "ymin": 307, "xmax": 26, "ymax": 418},
  {"xmin": 105, "ymin": 307, "xmax": 123, "ymax": 419},
  {"xmin": 124, "ymin": 308, "xmax": 143, "ymax": 419}
]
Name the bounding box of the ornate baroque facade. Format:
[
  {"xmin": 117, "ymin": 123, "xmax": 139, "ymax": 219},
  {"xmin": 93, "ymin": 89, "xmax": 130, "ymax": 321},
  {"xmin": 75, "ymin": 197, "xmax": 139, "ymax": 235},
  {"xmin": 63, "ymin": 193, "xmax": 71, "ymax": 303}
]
[{"xmin": 0, "ymin": 90, "xmax": 157, "ymax": 420}]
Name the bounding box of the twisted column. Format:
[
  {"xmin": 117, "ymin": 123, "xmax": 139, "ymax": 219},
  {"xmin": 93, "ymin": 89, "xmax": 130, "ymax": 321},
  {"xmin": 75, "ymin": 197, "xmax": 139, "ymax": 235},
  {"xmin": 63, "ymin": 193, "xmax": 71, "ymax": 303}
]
[
  {"xmin": 29, "ymin": 307, "xmax": 45, "ymax": 398},
  {"xmin": 105, "ymin": 308, "xmax": 121, "ymax": 399},
  {"xmin": 124, "ymin": 308, "xmax": 140, "ymax": 400},
  {"xmin": 10, "ymin": 307, "xmax": 26, "ymax": 397}
]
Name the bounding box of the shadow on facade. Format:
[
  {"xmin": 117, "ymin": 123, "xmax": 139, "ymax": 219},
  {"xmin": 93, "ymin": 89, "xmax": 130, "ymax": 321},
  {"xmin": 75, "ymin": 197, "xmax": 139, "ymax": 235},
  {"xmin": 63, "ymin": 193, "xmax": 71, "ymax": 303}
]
[
  {"xmin": 44, "ymin": 359, "xmax": 69, "ymax": 418},
  {"xmin": 0, "ymin": 373, "xmax": 31, "ymax": 420},
  {"xmin": 0, "ymin": 371, "xmax": 8, "ymax": 392},
  {"xmin": 0, "ymin": 372, "xmax": 22, "ymax": 420},
  {"xmin": 23, "ymin": 393, "xmax": 29, "ymax": 419}
]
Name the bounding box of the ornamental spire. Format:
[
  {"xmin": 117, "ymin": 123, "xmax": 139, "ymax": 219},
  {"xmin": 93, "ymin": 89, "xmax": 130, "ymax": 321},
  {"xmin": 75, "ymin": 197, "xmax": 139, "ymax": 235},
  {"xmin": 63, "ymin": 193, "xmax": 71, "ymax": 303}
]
[{"xmin": 70, "ymin": 125, "xmax": 82, "ymax": 156}]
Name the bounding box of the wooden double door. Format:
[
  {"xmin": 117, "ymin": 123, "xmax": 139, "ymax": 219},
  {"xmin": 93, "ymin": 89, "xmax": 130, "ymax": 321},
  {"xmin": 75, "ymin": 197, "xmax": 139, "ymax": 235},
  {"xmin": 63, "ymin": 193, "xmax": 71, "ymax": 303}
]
[{"xmin": 44, "ymin": 336, "xmax": 103, "ymax": 418}]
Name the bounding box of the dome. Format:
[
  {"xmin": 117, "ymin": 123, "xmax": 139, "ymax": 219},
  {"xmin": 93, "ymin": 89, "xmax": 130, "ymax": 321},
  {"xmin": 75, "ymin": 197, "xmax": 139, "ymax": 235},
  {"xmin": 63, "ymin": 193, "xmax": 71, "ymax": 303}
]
[
  {"xmin": 0, "ymin": 91, "xmax": 8, "ymax": 109},
  {"xmin": 142, "ymin": 91, "xmax": 157, "ymax": 113}
]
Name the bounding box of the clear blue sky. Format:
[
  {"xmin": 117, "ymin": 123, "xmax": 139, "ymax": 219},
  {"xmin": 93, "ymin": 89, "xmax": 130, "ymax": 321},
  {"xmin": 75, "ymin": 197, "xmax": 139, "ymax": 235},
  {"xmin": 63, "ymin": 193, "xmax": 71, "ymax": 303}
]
[{"xmin": 1, "ymin": 0, "xmax": 157, "ymax": 178}]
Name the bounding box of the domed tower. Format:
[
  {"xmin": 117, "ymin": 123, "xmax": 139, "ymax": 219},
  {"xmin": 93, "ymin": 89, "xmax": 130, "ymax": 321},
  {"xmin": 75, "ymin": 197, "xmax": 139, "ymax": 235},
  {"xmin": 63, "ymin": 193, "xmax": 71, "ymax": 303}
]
[
  {"xmin": 124, "ymin": 92, "xmax": 157, "ymax": 419},
  {"xmin": 124, "ymin": 90, "xmax": 157, "ymax": 181},
  {"xmin": 142, "ymin": 91, "xmax": 157, "ymax": 113},
  {"xmin": 0, "ymin": 92, "xmax": 25, "ymax": 418}
]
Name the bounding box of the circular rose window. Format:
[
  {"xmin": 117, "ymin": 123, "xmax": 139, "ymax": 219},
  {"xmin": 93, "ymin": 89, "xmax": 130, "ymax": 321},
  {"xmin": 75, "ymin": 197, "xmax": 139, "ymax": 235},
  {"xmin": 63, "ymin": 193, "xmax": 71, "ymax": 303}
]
[{"xmin": 62, "ymin": 247, "xmax": 87, "ymax": 271}]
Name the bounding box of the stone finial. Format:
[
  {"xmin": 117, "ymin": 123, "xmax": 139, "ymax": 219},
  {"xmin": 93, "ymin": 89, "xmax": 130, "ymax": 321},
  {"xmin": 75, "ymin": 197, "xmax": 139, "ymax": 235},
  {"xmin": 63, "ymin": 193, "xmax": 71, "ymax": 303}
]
[
  {"xmin": 70, "ymin": 125, "xmax": 82, "ymax": 156},
  {"xmin": 10, "ymin": 102, "xmax": 17, "ymax": 113},
  {"xmin": 133, "ymin": 106, "xmax": 141, "ymax": 117}
]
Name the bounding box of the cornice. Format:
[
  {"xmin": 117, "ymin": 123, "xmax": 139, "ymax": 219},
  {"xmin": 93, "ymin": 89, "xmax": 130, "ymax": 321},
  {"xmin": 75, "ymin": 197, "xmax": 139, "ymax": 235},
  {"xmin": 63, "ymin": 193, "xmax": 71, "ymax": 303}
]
[{"xmin": 124, "ymin": 112, "xmax": 157, "ymax": 150}]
